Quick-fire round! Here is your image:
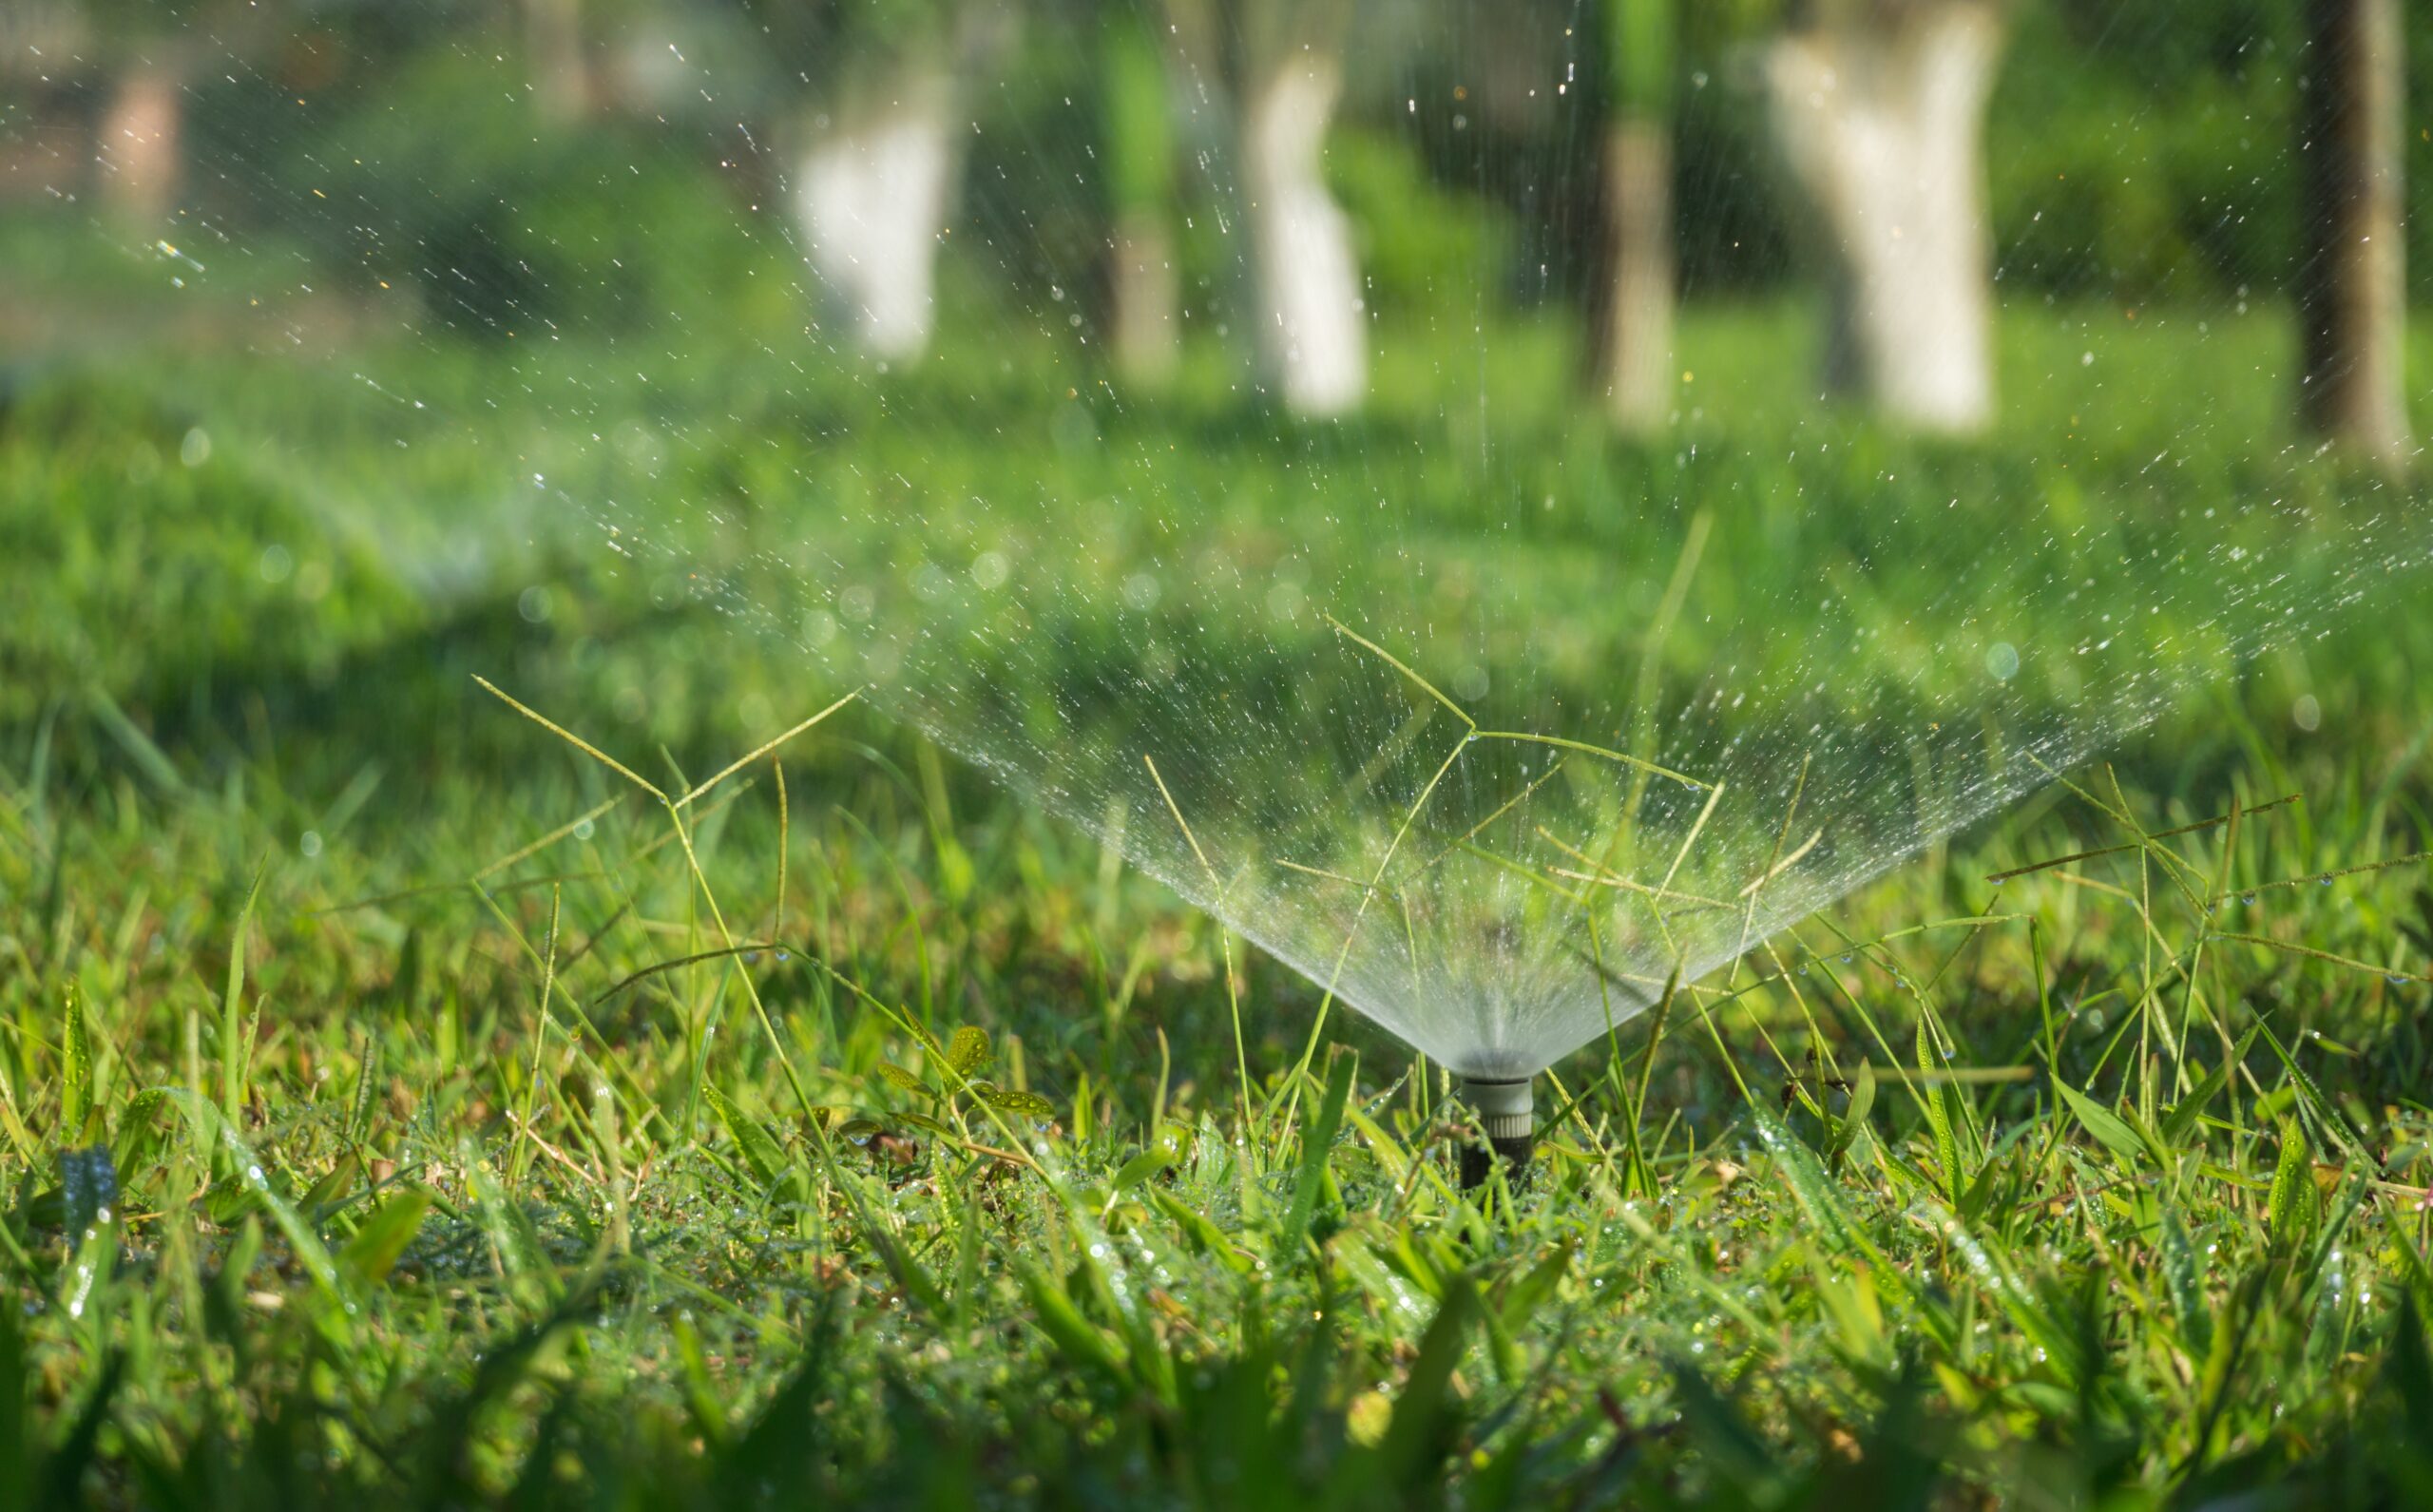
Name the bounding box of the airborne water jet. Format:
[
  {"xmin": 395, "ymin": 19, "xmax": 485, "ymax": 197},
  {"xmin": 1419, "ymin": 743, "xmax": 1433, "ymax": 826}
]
[{"xmin": 33, "ymin": 0, "xmax": 2433, "ymax": 1200}]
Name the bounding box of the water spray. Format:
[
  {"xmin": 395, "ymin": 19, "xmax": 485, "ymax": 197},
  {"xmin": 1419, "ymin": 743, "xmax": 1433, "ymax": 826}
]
[
  {"xmin": 1457, "ymin": 1076, "xmax": 1535, "ymax": 1192},
  {"xmin": 76, "ymin": 0, "xmax": 2433, "ymax": 1235}
]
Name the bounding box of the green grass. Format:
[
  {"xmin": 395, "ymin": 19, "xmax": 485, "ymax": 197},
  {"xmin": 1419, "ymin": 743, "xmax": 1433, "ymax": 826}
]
[
  {"xmin": 7, "ymin": 291, "xmax": 2433, "ymax": 1505},
  {"xmin": 9, "ymin": 650, "xmax": 2433, "ymax": 1508}
]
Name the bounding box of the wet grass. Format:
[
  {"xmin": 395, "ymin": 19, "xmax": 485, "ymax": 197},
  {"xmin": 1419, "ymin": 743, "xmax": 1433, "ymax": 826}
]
[
  {"xmin": 10, "ymin": 666, "xmax": 2433, "ymax": 1508},
  {"xmin": 6, "ymin": 305, "xmax": 2433, "ymax": 1505}
]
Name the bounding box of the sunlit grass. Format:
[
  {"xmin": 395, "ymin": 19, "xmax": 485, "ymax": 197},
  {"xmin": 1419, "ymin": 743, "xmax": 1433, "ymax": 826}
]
[
  {"xmin": 6, "ymin": 617, "xmax": 2433, "ymax": 1503},
  {"xmin": 5, "ymin": 293, "xmax": 2433, "ymax": 1502}
]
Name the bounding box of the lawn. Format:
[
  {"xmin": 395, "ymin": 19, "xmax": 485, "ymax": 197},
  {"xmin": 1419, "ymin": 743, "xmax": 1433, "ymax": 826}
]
[{"xmin": 5, "ymin": 287, "xmax": 2433, "ymax": 1506}]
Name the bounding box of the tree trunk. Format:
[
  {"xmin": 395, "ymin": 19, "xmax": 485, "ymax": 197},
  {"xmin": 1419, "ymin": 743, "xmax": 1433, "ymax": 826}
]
[
  {"xmin": 525, "ymin": 0, "xmax": 591, "ymax": 124},
  {"xmin": 1102, "ymin": 15, "xmax": 1179, "ymax": 383},
  {"xmin": 1588, "ymin": 0, "xmax": 1676, "ymax": 431},
  {"xmin": 794, "ymin": 69, "xmax": 957, "ymax": 362},
  {"xmin": 1238, "ymin": 52, "xmax": 1365, "ymax": 416},
  {"xmin": 1762, "ymin": 2, "xmax": 2002, "ymax": 433},
  {"xmin": 1591, "ymin": 121, "xmax": 1675, "ymax": 431},
  {"xmin": 2296, "ymin": 0, "xmax": 2408, "ymax": 469},
  {"xmin": 1110, "ymin": 212, "xmax": 1180, "ymax": 382},
  {"xmin": 96, "ymin": 65, "xmax": 183, "ymax": 223}
]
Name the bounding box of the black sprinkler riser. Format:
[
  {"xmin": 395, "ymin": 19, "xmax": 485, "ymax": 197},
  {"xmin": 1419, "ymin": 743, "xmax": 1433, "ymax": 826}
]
[{"xmin": 1457, "ymin": 1076, "xmax": 1535, "ymax": 1191}]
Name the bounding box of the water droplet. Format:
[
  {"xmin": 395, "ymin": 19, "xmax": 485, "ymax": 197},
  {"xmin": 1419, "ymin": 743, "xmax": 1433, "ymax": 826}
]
[
  {"xmin": 2320, "ymin": 874, "xmax": 2334, "ymax": 887},
  {"xmin": 2241, "ymin": 894, "xmax": 2256, "ymax": 906}
]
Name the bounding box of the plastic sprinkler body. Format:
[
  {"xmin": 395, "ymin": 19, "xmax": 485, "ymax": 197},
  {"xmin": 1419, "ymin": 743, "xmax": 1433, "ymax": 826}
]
[{"xmin": 1458, "ymin": 1076, "xmax": 1535, "ymax": 1192}]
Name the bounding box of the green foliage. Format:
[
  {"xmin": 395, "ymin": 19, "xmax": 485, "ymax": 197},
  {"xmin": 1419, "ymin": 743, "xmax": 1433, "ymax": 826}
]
[
  {"xmin": 1100, "ymin": 11, "xmax": 1176, "ymax": 216},
  {"xmin": 0, "ymin": 383, "xmax": 420, "ymax": 729},
  {"xmin": 1603, "ymin": 0, "xmax": 1676, "ymax": 118},
  {"xmin": 1988, "ymin": 1, "xmax": 2300, "ymax": 299},
  {"xmin": 273, "ymin": 49, "xmax": 790, "ymax": 337},
  {"xmin": 728, "ymin": 0, "xmax": 968, "ymax": 87},
  {"xmin": 1325, "ymin": 128, "xmax": 1514, "ymax": 316}
]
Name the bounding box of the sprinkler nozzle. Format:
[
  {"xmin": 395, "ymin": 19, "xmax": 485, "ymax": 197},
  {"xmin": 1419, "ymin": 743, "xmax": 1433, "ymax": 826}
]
[{"xmin": 1457, "ymin": 1076, "xmax": 1535, "ymax": 1192}]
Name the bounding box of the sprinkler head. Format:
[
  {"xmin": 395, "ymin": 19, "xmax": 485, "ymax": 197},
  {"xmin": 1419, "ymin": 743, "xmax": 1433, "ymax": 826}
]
[{"xmin": 1457, "ymin": 1076, "xmax": 1535, "ymax": 1192}]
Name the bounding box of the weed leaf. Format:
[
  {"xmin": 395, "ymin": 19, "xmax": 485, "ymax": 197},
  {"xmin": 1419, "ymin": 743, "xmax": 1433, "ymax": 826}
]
[
  {"xmin": 947, "ymin": 1025, "xmax": 991, "ymax": 1077},
  {"xmin": 338, "ymin": 1189, "xmax": 431, "ymax": 1286},
  {"xmin": 2057, "ymin": 1081, "xmax": 2152, "ymax": 1170},
  {"xmin": 971, "ymin": 1082, "xmax": 1057, "ymax": 1120}
]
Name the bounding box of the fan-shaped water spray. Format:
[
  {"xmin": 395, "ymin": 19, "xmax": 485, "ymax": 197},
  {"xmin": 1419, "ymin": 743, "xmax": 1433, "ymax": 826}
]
[{"xmin": 10, "ymin": 0, "xmax": 2425, "ymax": 1120}]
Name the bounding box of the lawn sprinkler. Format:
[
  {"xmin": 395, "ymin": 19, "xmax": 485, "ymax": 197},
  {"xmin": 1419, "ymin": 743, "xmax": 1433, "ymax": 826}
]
[{"xmin": 1457, "ymin": 1075, "xmax": 1535, "ymax": 1191}]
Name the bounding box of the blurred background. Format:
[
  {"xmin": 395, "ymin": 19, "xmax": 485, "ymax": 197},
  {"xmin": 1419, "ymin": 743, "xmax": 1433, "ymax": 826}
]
[
  {"xmin": 0, "ymin": 0, "xmax": 2427, "ymax": 1014},
  {"xmin": 2, "ymin": 0, "xmax": 2423, "ymax": 657},
  {"xmin": 6, "ymin": 0, "xmax": 2422, "ymax": 415}
]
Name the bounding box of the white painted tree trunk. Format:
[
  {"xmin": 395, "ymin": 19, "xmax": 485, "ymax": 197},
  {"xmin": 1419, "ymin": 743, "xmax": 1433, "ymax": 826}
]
[
  {"xmin": 96, "ymin": 65, "xmax": 184, "ymax": 223},
  {"xmin": 1593, "ymin": 121, "xmax": 1675, "ymax": 432},
  {"xmin": 1763, "ymin": 3, "xmax": 2002, "ymax": 432},
  {"xmin": 1110, "ymin": 211, "xmax": 1179, "ymax": 382},
  {"xmin": 1238, "ymin": 55, "xmax": 1365, "ymax": 416},
  {"xmin": 794, "ymin": 71, "xmax": 956, "ymax": 362},
  {"xmin": 525, "ymin": 0, "xmax": 591, "ymax": 123}
]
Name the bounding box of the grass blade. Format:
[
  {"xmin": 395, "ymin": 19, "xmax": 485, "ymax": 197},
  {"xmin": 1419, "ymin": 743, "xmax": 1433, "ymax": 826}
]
[
  {"xmin": 220, "ymin": 863, "xmax": 265, "ymax": 1126},
  {"xmin": 1279, "ymin": 1048, "xmax": 1355, "ymax": 1254},
  {"xmin": 60, "ymin": 979, "xmax": 91, "ymax": 1141}
]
